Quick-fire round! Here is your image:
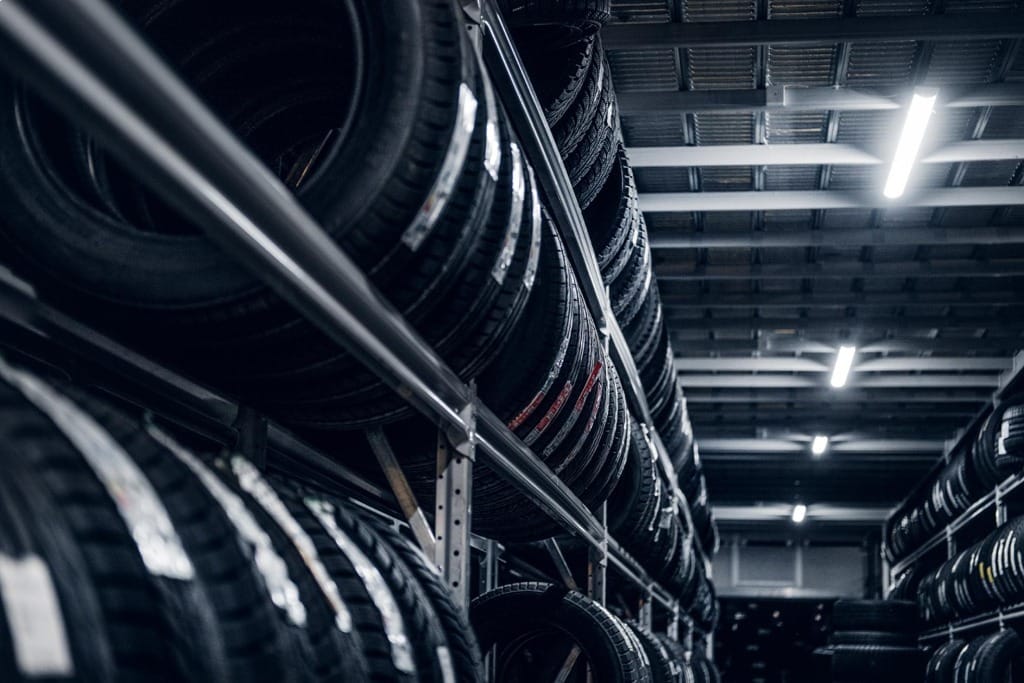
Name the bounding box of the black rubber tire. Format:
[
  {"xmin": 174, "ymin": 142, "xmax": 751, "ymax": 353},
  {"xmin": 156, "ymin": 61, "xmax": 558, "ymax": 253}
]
[
  {"xmin": 280, "ymin": 487, "xmax": 456, "ymax": 683},
  {"xmin": 518, "ymin": 35, "xmax": 596, "ymax": 127},
  {"xmin": 574, "ymin": 113, "xmax": 622, "ymax": 211},
  {"xmin": 832, "ymin": 630, "xmax": 917, "ymax": 647},
  {"xmin": 73, "ymin": 393, "xmax": 331, "ymax": 683},
  {"xmin": 926, "ymin": 639, "xmax": 966, "ymax": 683},
  {"xmin": 653, "ymin": 633, "xmax": 693, "ymax": 683},
  {"xmin": 607, "ymin": 419, "xmax": 657, "ymax": 540},
  {"xmin": 550, "ymin": 39, "xmax": 607, "ymax": 157},
  {"xmin": 832, "ymin": 600, "xmax": 919, "ymax": 635},
  {"xmin": 358, "ymin": 514, "xmax": 484, "ymax": 683},
  {"xmin": 968, "ymin": 629, "xmax": 1024, "ymax": 681},
  {"xmin": 0, "ymin": 0, "xmax": 490, "ymax": 431},
  {"xmin": 471, "ymin": 582, "xmax": 651, "ymax": 683},
  {"xmin": 0, "ymin": 416, "xmax": 116, "ymax": 682},
  {"xmin": 626, "ymin": 624, "xmax": 674, "ymax": 683},
  {"xmin": 832, "ymin": 645, "xmax": 925, "ymax": 682},
  {"xmin": 609, "ymin": 225, "xmax": 652, "ymax": 327},
  {"xmin": 562, "ymin": 57, "xmax": 615, "ymax": 184},
  {"xmin": 583, "ymin": 145, "xmax": 640, "ymax": 284},
  {"xmin": 500, "ymin": 0, "xmax": 611, "ymax": 48},
  {"xmin": 0, "ymin": 365, "xmax": 227, "ymax": 682}
]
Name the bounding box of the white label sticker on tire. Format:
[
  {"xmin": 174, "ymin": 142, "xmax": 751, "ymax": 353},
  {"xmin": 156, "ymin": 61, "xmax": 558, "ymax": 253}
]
[
  {"xmin": 0, "ymin": 553, "xmax": 74, "ymax": 677},
  {"xmin": 229, "ymin": 457, "xmax": 352, "ymax": 633},
  {"xmin": 147, "ymin": 426, "xmax": 308, "ymax": 628},
  {"xmin": 0, "ymin": 358, "xmax": 194, "ymax": 581}
]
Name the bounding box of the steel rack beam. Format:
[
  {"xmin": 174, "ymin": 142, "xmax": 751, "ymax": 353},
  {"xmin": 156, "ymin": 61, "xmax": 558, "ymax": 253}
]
[
  {"xmin": 919, "ymin": 601, "xmax": 1024, "ymax": 642},
  {"xmin": 0, "ymin": 0, "xmax": 687, "ymax": 609},
  {"xmin": 657, "ymin": 260, "xmax": 1024, "ymax": 280},
  {"xmin": 602, "ymin": 14, "xmax": 1024, "ymax": 50}
]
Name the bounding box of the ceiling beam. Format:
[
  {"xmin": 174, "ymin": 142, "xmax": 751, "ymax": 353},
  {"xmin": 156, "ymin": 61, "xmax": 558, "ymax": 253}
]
[
  {"xmin": 627, "ymin": 139, "xmax": 1024, "ymax": 168},
  {"xmin": 678, "ymin": 374, "xmax": 1000, "ymax": 388},
  {"xmin": 618, "ymin": 83, "xmax": 1024, "ymax": 114},
  {"xmin": 674, "ymin": 356, "xmax": 1009, "ymax": 372},
  {"xmin": 603, "ymin": 14, "xmax": 1024, "ymax": 49},
  {"xmin": 683, "ymin": 389, "xmax": 991, "ymax": 402},
  {"xmin": 661, "ymin": 289, "xmax": 1024, "ymax": 308},
  {"xmin": 668, "ymin": 315, "xmax": 1020, "ymax": 332},
  {"xmin": 639, "ymin": 187, "xmax": 1024, "ymax": 212},
  {"xmin": 649, "ymin": 226, "xmax": 1024, "ymax": 249},
  {"xmin": 671, "ymin": 336, "xmax": 1024, "ymax": 354},
  {"xmin": 656, "ymin": 259, "xmax": 1024, "ymax": 280},
  {"xmin": 712, "ymin": 504, "xmax": 890, "ymax": 523},
  {"xmin": 698, "ymin": 437, "xmax": 944, "ymax": 452}
]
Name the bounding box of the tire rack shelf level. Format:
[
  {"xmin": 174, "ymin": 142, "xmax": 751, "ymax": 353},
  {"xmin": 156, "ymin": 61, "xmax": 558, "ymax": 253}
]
[
  {"xmin": 884, "ymin": 351, "xmax": 1024, "ymax": 582},
  {"xmin": 0, "ymin": 0, "xmax": 687, "ymax": 640}
]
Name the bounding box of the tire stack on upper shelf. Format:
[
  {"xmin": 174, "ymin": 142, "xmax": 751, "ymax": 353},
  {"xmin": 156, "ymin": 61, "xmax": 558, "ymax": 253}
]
[
  {"xmin": 886, "ymin": 396, "xmax": 1024, "ymax": 564},
  {"xmin": 0, "ymin": 0, "xmax": 640, "ymax": 545},
  {"xmin": 0, "ymin": 356, "xmax": 485, "ymax": 683}
]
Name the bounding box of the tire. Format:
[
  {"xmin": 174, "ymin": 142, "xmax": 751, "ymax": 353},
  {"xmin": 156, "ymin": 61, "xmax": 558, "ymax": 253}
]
[
  {"xmin": 832, "ymin": 631, "xmax": 917, "ymax": 647},
  {"xmin": 0, "ymin": 0, "xmax": 493, "ymax": 430},
  {"xmin": 283, "ymin": 488, "xmax": 456, "ymax": 683},
  {"xmin": 574, "ymin": 114, "xmax": 622, "ymax": 211},
  {"xmin": 0, "ymin": 417, "xmax": 115, "ymax": 682},
  {"xmin": 0, "ymin": 361, "xmax": 227, "ymax": 682},
  {"xmin": 73, "ymin": 393, "xmax": 332, "ymax": 683},
  {"xmin": 832, "ymin": 645, "xmax": 925, "ymax": 683},
  {"xmin": 607, "ymin": 419, "xmax": 658, "ymax": 540},
  {"xmin": 925, "ymin": 639, "xmax": 966, "ymax": 683},
  {"xmin": 358, "ymin": 514, "xmax": 484, "ymax": 683},
  {"xmin": 966, "ymin": 629, "xmax": 1024, "ymax": 681},
  {"xmin": 550, "ymin": 39, "xmax": 607, "ymax": 157},
  {"xmin": 471, "ymin": 582, "xmax": 652, "ymax": 683},
  {"xmin": 500, "ymin": 0, "xmax": 611, "ymax": 48},
  {"xmin": 832, "ymin": 600, "xmax": 919, "ymax": 635},
  {"xmin": 518, "ymin": 35, "xmax": 596, "ymax": 127},
  {"xmin": 583, "ymin": 145, "xmax": 640, "ymax": 284}
]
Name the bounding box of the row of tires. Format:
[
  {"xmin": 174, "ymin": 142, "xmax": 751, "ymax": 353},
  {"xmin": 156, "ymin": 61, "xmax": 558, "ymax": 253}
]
[
  {"xmin": 888, "ymin": 396, "xmax": 1024, "ymax": 561},
  {"xmin": 918, "ymin": 515, "xmax": 1024, "ymax": 625},
  {"xmin": 0, "ymin": 0, "xmax": 715, "ymax": 566},
  {"xmin": 0, "ymin": 354, "xmax": 713, "ymax": 682},
  {"xmin": 925, "ymin": 629, "xmax": 1024, "ymax": 682},
  {"xmin": 504, "ymin": 0, "xmax": 715, "ymax": 560}
]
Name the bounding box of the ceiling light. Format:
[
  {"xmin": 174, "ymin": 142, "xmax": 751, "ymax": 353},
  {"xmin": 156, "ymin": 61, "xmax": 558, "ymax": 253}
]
[
  {"xmin": 830, "ymin": 345, "xmax": 857, "ymax": 388},
  {"xmin": 792, "ymin": 504, "xmax": 807, "ymax": 524},
  {"xmin": 883, "ymin": 89, "xmax": 938, "ymax": 199},
  {"xmin": 811, "ymin": 435, "xmax": 829, "ymax": 456}
]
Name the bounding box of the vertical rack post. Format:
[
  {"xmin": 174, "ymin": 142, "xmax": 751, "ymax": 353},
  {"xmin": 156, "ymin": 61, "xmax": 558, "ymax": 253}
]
[
  {"xmin": 668, "ymin": 603, "xmax": 681, "ymax": 641},
  {"xmin": 436, "ymin": 393, "xmax": 476, "ymax": 611},
  {"xmin": 588, "ymin": 502, "xmax": 608, "ymax": 605},
  {"xmin": 639, "ymin": 593, "xmax": 653, "ymax": 630}
]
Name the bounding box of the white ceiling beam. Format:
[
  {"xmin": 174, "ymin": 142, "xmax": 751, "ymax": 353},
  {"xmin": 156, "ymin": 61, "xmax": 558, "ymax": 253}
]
[
  {"xmin": 678, "ymin": 374, "xmax": 1001, "ymax": 388},
  {"xmin": 713, "ymin": 504, "xmax": 891, "ymax": 522},
  {"xmin": 639, "ymin": 187, "xmax": 1024, "ymax": 212},
  {"xmin": 699, "ymin": 438, "xmax": 943, "ymax": 452},
  {"xmin": 674, "ymin": 356, "xmax": 1011, "ymax": 372},
  {"xmin": 627, "ymin": 139, "xmax": 1024, "ymax": 168}
]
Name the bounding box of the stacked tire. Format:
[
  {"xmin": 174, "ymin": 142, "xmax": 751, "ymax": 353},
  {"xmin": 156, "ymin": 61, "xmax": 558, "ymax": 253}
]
[
  {"xmin": 918, "ymin": 516, "xmax": 1024, "ymax": 626},
  {"xmin": 0, "ymin": 0, "xmax": 639, "ymax": 544},
  {"xmin": 827, "ymin": 600, "xmax": 924, "ymax": 682},
  {"xmin": 0, "ymin": 0, "xmax": 535, "ymax": 433},
  {"xmin": 887, "ymin": 396, "xmax": 1024, "ymax": 563},
  {"xmin": 498, "ymin": 0, "xmax": 696, "ymax": 491},
  {"xmin": 0, "ymin": 358, "xmax": 483, "ymax": 682},
  {"xmin": 925, "ymin": 629, "xmax": 1024, "ymax": 681}
]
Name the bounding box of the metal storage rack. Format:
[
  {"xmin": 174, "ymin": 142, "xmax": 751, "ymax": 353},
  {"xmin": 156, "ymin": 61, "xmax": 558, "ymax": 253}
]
[
  {"xmin": 881, "ymin": 351, "xmax": 1024, "ymax": 641},
  {"xmin": 0, "ymin": 0, "xmax": 707, "ymax": 646}
]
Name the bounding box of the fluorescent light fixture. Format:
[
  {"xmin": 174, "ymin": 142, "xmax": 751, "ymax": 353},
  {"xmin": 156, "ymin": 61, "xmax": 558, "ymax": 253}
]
[
  {"xmin": 884, "ymin": 89, "xmax": 938, "ymax": 199},
  {"xmin": 830, "ymin": 345, "xmax": 857, "ymax": 388},
  {"xmin": 792, "ymin": 504, "xmax": 807, "ymax": 524},
  {"xmin": 811, "ymin": 435, "xmax": 829, "ymax": 456}
]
